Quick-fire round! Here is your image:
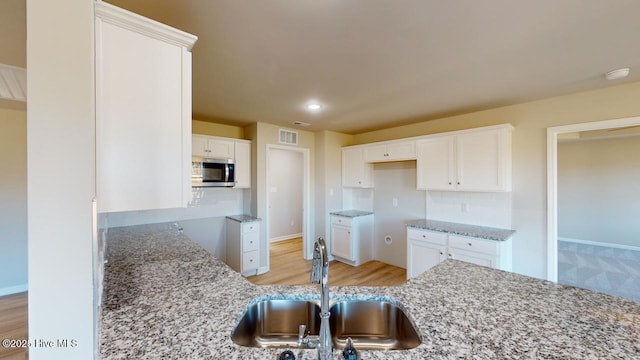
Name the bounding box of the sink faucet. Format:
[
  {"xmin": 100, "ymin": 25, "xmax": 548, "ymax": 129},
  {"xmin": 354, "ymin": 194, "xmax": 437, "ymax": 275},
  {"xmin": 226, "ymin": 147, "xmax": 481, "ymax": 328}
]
[{"xmin": 309, "ymin": 237, "xmax": 332, "ymax": 360}]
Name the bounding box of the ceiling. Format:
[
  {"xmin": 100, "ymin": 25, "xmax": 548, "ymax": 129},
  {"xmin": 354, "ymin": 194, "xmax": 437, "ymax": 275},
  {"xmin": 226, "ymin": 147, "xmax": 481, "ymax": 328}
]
[{"xmin": 4, "ymin": 1, "xmax": 640, "ymax": 133}]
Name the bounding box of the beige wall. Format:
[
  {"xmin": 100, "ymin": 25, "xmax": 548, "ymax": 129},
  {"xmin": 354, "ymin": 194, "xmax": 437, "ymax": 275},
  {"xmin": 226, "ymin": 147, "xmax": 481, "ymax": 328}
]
[
  {"xmin": 192, "ymin": 119, "xmax": 244, "ymax": 138},
  {"xmin": 558, "ymin": 136, "xmax": 640, "ymax": 247},
  {"xmin": 246, "ymin": 122, "xmax": 315, "ymax": 266},
  {"xmin": 350, "ymin": 81, "xmax": 640, "ymax": 278},
  {"xmin": 0, "ymin": 107, "xmax": 27, "ymax": 294},
  {"xmin": 314, "ymin": 131, "xmax": 354, "ymax": 242}
]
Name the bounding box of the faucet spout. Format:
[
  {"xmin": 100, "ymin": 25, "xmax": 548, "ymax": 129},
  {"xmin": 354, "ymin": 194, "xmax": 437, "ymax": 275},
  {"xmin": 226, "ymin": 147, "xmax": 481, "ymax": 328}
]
[{"xmin": 310, "ymin": 237, "xmax": 332, "ymax": 360}]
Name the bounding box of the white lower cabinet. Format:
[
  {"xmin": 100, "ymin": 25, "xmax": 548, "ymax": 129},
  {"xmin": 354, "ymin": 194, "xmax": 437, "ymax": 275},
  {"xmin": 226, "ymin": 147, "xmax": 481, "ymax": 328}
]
[
  {"xmin": 226, "ymin": 218, "xmax": 260, "ymax": 276},
  {"xmin": 406, "ymin": 229, "xmax": 447, "ymax": 279},
  {"xmin": 406, "ymin": 228, "xmax": 512, "ymax": 279},
  {"xmin": 330, "ymin": 214, "xmax": 373, "ymax": 266}
]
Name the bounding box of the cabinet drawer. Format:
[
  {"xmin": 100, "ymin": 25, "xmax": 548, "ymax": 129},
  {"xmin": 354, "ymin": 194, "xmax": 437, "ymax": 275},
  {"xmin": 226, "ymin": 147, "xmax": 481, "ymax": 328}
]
[
  {"xmin": 331, "ymin": 216, "xmax": 352, "ymax": 227},
  {"xmin": 407, "ymin": 228, "xmax": 447, "ymax": 246},
  {"xmin": 242, "ymin": 222, "xmax": 259, "ymax": 233},
  {"xmin": 242, "ymin": 250, "xmax": 259, "ymax": 270},
  {"xmin": 448, "ymin": 235, "xmax": 498, "ymax": 256},
  {"xmin": 243, "ymin": 232, "xmax": 259, "ymax": 252}
]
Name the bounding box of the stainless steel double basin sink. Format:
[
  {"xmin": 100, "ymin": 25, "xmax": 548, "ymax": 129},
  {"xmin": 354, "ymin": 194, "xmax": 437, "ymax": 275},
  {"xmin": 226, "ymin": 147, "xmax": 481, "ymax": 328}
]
[{"xmin": 231, "ymin": 298, "xmax": 421, "ymax": 351}]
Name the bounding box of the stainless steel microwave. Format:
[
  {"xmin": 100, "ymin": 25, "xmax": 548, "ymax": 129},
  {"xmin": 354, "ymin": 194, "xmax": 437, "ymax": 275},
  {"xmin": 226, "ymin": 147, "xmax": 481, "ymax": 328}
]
[{"xmin": 192, "ymin": 158, "xmax": 235, "ymax": 187}]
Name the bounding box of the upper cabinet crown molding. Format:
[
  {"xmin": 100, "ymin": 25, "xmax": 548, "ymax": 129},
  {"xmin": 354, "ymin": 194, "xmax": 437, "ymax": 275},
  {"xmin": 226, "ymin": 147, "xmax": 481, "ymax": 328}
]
[{"xmin": 95, "ymin": 2, "xmax": 197, "ymax": 50}]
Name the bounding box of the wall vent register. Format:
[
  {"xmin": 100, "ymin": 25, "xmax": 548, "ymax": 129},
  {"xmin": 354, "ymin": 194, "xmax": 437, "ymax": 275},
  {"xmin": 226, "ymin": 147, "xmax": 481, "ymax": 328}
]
[{"xmin": 279, "ymin": 129, "xmax": 299, "ymax": 145}]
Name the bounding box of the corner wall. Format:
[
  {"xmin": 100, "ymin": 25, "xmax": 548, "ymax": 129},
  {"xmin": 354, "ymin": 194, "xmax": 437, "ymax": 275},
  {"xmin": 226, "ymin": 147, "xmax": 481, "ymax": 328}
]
[
  {"xmin": 352, "ymin": 81, "xmax": 640, "ymax": 279},
  {"xmin": 0, "ymin": 107, "xmax": 27, "ymax": 295}
]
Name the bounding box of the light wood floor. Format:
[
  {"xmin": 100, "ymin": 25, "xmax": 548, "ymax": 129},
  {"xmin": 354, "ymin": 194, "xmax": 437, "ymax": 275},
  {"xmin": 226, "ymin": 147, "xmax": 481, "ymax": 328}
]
[
  {"xmin": 0, "ymin": 292, "xmax": 28, "ymax": 360},
  {"xmin": 247, "ymin": 238, "xmax": 407, "ymax": 286}
]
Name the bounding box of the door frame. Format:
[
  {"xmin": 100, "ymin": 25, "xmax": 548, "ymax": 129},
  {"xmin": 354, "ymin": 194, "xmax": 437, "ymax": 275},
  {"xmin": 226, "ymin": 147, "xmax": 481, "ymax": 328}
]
[
  {"xmin": 546, "ymin": 115, "xmax": 640, "ymax": 281},
  {"xmin": 265, "ymin": 144, "xmax": 312, "ymax": 267}
]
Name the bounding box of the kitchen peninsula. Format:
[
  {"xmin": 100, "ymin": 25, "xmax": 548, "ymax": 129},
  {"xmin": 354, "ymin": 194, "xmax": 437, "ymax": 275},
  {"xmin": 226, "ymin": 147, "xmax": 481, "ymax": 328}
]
[{"xmin": 100, "ymin": 223, "xmax": 640, "ymax": 359}]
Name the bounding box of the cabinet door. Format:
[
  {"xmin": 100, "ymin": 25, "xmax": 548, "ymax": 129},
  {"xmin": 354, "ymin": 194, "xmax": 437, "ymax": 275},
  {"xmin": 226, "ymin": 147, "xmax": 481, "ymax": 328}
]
[
  {"xmin": 416, "ymin": 136, "xmax": 455, "ymax": 190},
  {"xmin": 447, "ymin": 248, "xmax": 496, "ymax": 268},
  {"xmin": 342, "ymin": 148, "xmax": 373, "ymax": 188},
  {"xmin": 363, "ymin": 145, "xmax": 388, "ymax": 162},
  {"xmin": 331, "ymin": 224, "xmax": 353, "ymax": 260},
  {"xmin": 448, "ymin": 235, "xmax": 498, "ymax": 269},
  {"xmin": 192, "ymin": 135, "xmax": 210, "ymax": 157},
  {"xmin": 407, "ymin": 240, "xmax": 446, "ymax": 279},
  {"xmin": 96, "ymin": 18, "xmax": 191, "ymax": 213},
  {"xmin": 234, "ymin": 142, "xmax": 251, "ymax": 188},
  {"xmin": 208, "ymin": 139, "xmax": 235, "ymax": 159},
  {"xmin": 387, "ymin": 141, "xmax": 416, "ymax": 161},
  {"xmin": 456, "ymin": 128, "xmax": 510, "ymax": 191}
]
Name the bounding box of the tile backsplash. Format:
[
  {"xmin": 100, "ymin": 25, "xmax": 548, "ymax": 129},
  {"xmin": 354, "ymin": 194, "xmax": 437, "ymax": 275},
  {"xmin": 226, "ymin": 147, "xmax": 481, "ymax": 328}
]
[{"xmin": 426, "ymin": 191, "xmax": 512, "ymax": 229}]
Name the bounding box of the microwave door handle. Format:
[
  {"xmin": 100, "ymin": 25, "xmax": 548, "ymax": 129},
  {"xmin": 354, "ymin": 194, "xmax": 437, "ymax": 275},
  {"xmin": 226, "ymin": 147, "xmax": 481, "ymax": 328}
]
[{"xmin": 225, "ymin": 164, "xmax": 229, "ymax": 182}]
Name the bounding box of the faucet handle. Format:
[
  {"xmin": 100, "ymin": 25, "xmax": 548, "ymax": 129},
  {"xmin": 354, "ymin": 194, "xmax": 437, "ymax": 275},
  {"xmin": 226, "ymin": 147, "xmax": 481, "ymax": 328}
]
[{"xmin": 297, "ymin": 324, "xmax": 306, "ymax": 344}]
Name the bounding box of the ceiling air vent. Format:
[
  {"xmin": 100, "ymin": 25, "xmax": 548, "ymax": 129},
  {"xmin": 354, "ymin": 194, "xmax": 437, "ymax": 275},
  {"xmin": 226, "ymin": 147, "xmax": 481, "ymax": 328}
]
[
  {"xmin": 0, "ymin": 64, "xmax": 27, "ymax": 102},
  {"xmin": 279, "ymin": 129, "xmax": 298, "ymax": 145}
]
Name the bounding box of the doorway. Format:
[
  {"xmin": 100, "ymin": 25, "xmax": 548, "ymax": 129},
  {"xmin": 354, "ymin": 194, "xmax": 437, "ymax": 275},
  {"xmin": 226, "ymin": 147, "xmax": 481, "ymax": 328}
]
[
  {"xmin": 265, "ymin": 145, "xmax": 311, "ymax": 269},
  {"xmin": 547, "ymin": 116, "xmax": 640, "ymax": 292}
]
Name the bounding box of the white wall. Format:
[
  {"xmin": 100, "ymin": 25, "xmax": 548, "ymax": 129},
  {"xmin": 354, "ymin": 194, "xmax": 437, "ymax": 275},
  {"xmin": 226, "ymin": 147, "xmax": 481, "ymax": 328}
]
[
  {"xmin": 558, "ymin": 136, "xmax": 640, "ymax": 248},
  {"xmin": 0, "ymin": 107, "xmax": 27, "ymax": 295},
  {"xmin": 426, "ymin": 191, "xmax": 512, "ymax": 229},
  {"xmin": 27, "ymin": 0, "xmax": 96, "ymax": 359},
  {"xmin": 372, "ymin": 161, "xmax": 425, "ymax": 268},
  {"xmin": 268, "ymin": 148, "xmax": 303, "ymax": 241}
]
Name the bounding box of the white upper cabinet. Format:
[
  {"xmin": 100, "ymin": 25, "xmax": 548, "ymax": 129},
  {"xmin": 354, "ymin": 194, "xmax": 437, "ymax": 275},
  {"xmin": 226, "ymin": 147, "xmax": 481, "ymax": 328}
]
[
  {"xmin": 193, "ymin": 135, "xmax": 235, "ymax": 159},
  {"xmin": 342, "ymin": 147, "xmax": 373, "ymax": 188},
  {"xmin": 95, "ymin": 2, "xmax": 197, "ymax": 213},
  {"xmin": 234, "ymin": 141, "xmax": 251, "ymax": 188},
  {"xmin": 417, "ymin": 125, "xmax": 513, "ymax": 192},
  {"xmin": 363, "ymin": 141, "xmax": 416, "ymax": 163}
]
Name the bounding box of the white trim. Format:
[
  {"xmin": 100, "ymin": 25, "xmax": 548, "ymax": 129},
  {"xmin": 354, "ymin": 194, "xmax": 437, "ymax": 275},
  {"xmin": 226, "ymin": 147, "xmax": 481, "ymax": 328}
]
[
  {"xmin": 559, "ymin": 237, "xmax": 640, "ymax": 252},
  {"xmin": 95, "ymin": 2, "xmax": 197, "ymax": 50},
  {"xmin": 547, "ymin": 115, "xmax": 640, "ymax": 282},
  {"xmin": 0, "ymin": 283, "xmax": 28, "ymax": 297},
  {"xmin": 270, "ymin": 233, "xmax": 303, "ymax": 243}
]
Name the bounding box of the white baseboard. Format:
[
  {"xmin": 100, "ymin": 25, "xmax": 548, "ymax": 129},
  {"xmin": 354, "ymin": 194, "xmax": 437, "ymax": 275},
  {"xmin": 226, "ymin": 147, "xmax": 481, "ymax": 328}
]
[
  {"xmin": 559, "ymin": 237, "xmax": 640, "ymax": 252},
  {"xmin": 270, "ymin": 233, "xmax": 303, "ymax": 243},
  {"xmin": 0, "ymin": 283, "xmax": 28, "ymax": 297}
]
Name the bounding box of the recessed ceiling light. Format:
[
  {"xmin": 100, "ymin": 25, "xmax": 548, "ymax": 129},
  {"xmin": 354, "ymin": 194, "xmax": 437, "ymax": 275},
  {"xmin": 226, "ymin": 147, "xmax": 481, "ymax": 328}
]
[
  {"xmin": 605, "ymin": 68, "xmax": 630, "ymax": 81},
  {"xmin": 305, "ymin": 103, "xmax": 323, "ymax": 111}
]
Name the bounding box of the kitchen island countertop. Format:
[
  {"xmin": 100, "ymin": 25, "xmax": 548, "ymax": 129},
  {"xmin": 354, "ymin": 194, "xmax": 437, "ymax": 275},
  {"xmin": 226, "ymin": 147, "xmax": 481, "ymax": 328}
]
[{"xmin": 100, "ymin": 223, "xmax": 639, "ymax": 359}]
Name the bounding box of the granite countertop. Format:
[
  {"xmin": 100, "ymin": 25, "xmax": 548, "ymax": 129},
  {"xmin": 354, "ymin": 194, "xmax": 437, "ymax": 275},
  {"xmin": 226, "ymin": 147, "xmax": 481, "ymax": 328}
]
[
  {"xmin": 100, "ymin": 223, "xmax": 640, "ymax": 359},
  {"xmin": 406, "ymin": 219, "xmax": 516, "ymax": 241},
  {"xmin": 329, "ymin": 210, "xmax": 374, "ymax": 218},
  {"xmin": 225, "ymin": 214, "xmax": 262, "ymax": 223}
]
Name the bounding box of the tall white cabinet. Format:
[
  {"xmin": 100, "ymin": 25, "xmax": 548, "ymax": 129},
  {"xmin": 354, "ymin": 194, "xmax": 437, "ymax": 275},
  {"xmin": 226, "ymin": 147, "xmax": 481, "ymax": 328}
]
[{"xmin": 95, "ymin": 3, "xmax": 197, "ymax": 213}]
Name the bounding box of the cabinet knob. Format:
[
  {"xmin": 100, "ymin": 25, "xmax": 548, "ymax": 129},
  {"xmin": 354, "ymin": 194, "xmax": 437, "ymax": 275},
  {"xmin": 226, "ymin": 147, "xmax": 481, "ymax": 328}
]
[
  {"xmin": 422, "ymin": 234, "xmax": 426, "ymax": 238},
  {"xmin": 439, "ymin": 251, "xmax": 443, "ymax": 255},
  {"xmin": 448, "ymin": 182, "xmax": 452, "ymax": 185},
  {"xmin": 448, "ymin": 253, "xmax": 452, "ymax": 257},
  {"xmin": 249, "ymin": 259, "xmax": 253, "ymax": 262},
  {"xmin": 457, "ymin": 182, "xmax": 461, "ymax": 185},
  {"xmin": 468, "ymin": 242, "xmax": 472, "ymax": 246}
]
